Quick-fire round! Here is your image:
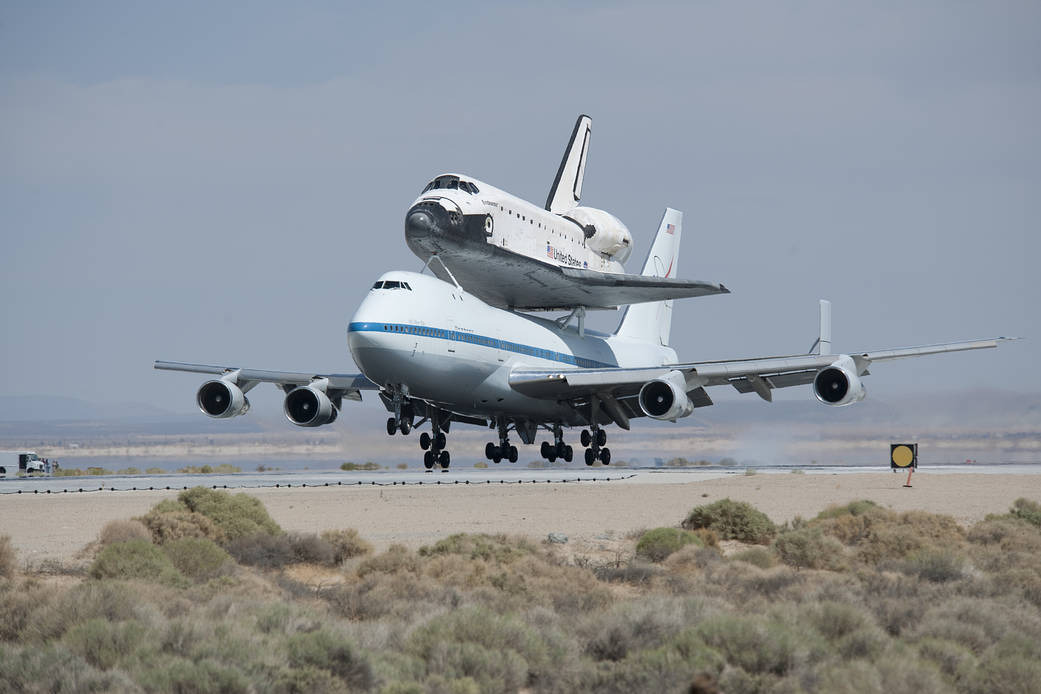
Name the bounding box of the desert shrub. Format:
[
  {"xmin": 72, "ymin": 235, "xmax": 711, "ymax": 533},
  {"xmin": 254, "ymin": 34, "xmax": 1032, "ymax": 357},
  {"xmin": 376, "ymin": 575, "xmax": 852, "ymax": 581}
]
[
  {"xmin": 145, "ymin": 467, "xmax": 164, "ymax": 474},
  {"xmin": 162, "ymin": 537, "xmax": 232, "ymax": 580},
  {"xmin": 1009, "ymin": 497, "xmax": 1041, "ymax": 528},
  {"xmin": 225, "ymin": 532, "xmax": 294, "ymax": 568},
  {"xmin": 594, "ymin": 563, "xmax": 663, "ymax": 586},
  {"xmin": 177, "ymin": 487, "xmax": 282, "ymax": 540},
  {"xmin": 352, "ymin": 544, "xmax": 419, "ymax": 578},
  {"xmin": 89, "ymin": 539, "xmax": 186, "ymax": 586},
  {"xmin": 816, "ymin": 499, "xmax": 881, "ymax": 520},
  {"xmin": 690, "ymin": 528, "xmax": 719, "ymax": 548},
  {"xmin": 287, "ymin": 629, "xmax": 374, "ymax": 691},
  {"xmin": 731, "ymin": 546, "xmax": 777, "ymax": 569},
  {"xmin": 25, "ymin": 581, "xmax": 140, "ymax": 643},
  {"xmin": 340, "ymin": 462, "xmax": 380, "ymax": 471},
  {"xmin": 682, "ymin": 499, "xmax": 776, "ymax": 544},
  {"xmin": 968, "ymin": 653, "xmax": 1041, "ymax": 694},
  {"xmin": 917, "ymin": 637, "xmax": 978, "ymax": 683},
  {"xmin": 288, "ymin": 533, "xmax": 336, "ymax": 565},
  {"xmin": 98, "ymin": 520, "xmax": 151, "ymax": 546},
  {"xmin": 583, "ymin": 599, "xmax": 687, "ymax": 661},
  {"xmin": 816, "ymin": 508, "xmax": 966, "ymax": 565},
  {"xmin": 695, "ymin": 614, "xmax": 806, "ymax": 676},
  {"xmin": 65, "ymin": 618, "xmax": 147, "ymax": 670},
  {"xmin": 897, "ymin": 548, "xmax": 965, "ymax": 583},
  {"xmin": 406, "ymin": 607, "xmax": 558, "ymax": 694},
  {"xmin": 636, "ymin": 528, "xmax": 702, "ymax": 562},
  {"xmin": 473, "ymin": 461, "xmax": 488, "ymax": 469},
  {"xmin": 420, "ymin": 533, "xmax": 535, "ymax": 562},
  {"xmin": 0, "ymin": 644, "xmax": 135, "ymax": 693},
  {"xmin": 773, "ymin": 526, "xmax": 846, "ymax": 570},
  {"xmin": 0, "ymin": 535, "xmax": 15, "ymax": 578},
  {"xmin": 321, "ymin": 529, "xmax": 373, "ymax": 563},
  {"xmin": 139, "ymin": 507, "xmax": 225, "ymax": 545},
  {"xmin": 138, "ymin": 657, "xmax": 249, "ymax": 694}
]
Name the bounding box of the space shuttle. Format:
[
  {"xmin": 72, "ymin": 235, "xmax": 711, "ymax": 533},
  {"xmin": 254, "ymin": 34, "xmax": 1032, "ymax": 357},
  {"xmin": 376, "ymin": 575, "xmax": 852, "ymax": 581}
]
[{"xmin": 404, "ymin": 115, "xmax": 729, "ymax": 312}]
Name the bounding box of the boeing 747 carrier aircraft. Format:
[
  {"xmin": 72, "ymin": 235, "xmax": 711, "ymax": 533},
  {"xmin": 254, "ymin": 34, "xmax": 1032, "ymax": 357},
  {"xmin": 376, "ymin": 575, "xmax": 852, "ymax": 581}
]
[
  {"xmin": 404, "ymin": 115, "xmax": 729, "ymax": 312},
  {"xmin": 156, "ymin": 212, "xmax": 1014, "ymax": 470}
]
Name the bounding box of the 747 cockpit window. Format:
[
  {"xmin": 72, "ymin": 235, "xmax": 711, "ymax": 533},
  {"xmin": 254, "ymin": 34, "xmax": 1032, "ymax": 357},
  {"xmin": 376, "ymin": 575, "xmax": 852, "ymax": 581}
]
[{"xmin": 372, "ymin": 281, "xmax": 412, "ymax": 290}]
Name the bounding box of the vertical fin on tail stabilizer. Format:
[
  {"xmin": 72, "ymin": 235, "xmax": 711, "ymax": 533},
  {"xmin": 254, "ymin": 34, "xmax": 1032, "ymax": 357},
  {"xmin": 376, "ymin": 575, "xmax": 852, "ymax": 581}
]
[
  {"xmin": 614, "ymin": 208, "xmax": 683, "ymax": 346},
  {"xmin": 546, "ymin": 115, "xmax": 592, "ymax": 213}
]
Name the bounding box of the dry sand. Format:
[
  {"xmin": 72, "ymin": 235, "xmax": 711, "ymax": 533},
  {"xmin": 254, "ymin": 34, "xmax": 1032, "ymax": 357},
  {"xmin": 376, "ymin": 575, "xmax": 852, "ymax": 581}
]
[{"xmin": 3, "ymin": 471, "xmax": 1040, "ymax": 566}]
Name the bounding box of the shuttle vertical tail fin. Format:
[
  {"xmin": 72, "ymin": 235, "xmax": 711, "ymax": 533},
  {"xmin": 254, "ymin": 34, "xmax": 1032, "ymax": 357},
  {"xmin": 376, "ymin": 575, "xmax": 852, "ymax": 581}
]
[
  {"xmin": 614, "ymin": 208, "xmax": 683, "ymax": 346},
  {"xmin": 545, "ymin": 115, "xmax": 592, "ymax": 213}
]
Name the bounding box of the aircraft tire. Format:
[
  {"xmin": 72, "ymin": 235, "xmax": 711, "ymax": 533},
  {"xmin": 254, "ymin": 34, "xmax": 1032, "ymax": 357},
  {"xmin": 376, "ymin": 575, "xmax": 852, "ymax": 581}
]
[
  {"xmin": 585, "ymin": 448, "xmax": 596, "ymax": 466},
  {"xmin": 540, "ymin": 441, "xmax": 551, "ymax": 458},
  {"xmin": 424, "ymin": 451, "xmax": 435, "ymax": 469},
  {"xmin": 485, "ymin": 442, "xmax": 496, "ymax": 459},
  {"xmin": 580, "ymin": 430, "xmax": 591, "ymax": 447},
  {"xmin": 399, "ymin": 419, "xmax": 411, "ymax": 435},
  {"xmin": 493, "ymin": 453, "xmax": 502, "ymax": 464},
  {"xmin": 435, "ymin": 433, "xmax": 447, "ymax": 450},
  {"xmin": 596, "ymin": 430, "xmax": 607, "ymax": 447},
  {"xmin": 439, "ymin": 450, "xmax": 450, "ymax": 469},
  {"xmin": 547, "ymin": 451, "xmax": 557, "ymax": 463},
  {"xmin": 600, "ymin": 448, "xmax": 611, "ymax": 465},
  {"xmin": 420, "ymin": 433, "xmax": 431, "ymax": 450},
  {"xmin": 508, "ymin": 446, "xmax": 518, "ymax": 463},
  {"xmin": 386, "ymin": 418, "xmax": 397, "ymax": 436},
  {"xmin": 564, "ymin": 445, "xmax": 574, "ymax": 463}
]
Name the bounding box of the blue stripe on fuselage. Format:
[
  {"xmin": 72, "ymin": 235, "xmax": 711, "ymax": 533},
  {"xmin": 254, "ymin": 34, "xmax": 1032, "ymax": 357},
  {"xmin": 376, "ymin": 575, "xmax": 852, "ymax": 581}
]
[{"xmin": 347, "ymin": 321, "xmax": 616, "ymax": 369}]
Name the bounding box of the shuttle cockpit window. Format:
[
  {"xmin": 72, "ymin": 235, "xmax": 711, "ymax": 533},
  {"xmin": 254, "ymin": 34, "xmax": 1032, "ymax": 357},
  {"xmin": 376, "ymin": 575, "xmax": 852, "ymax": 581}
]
[{"xmin": 422, "ymin": 175, "xmax": 480, "ymax": 194}]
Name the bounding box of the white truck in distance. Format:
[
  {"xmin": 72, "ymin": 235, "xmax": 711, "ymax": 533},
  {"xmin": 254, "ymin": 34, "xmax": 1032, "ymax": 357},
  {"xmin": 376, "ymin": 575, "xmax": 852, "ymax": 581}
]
[{"xmin": 0, "ymin": 451, "xmax": 47, "ymax": 476}]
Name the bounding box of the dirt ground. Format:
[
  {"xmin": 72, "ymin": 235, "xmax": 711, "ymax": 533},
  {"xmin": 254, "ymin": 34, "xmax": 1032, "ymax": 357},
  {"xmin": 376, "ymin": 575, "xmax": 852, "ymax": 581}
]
[{"xmin": 3, "ymin": 471, "xmax": 1039, "ymax": 566}]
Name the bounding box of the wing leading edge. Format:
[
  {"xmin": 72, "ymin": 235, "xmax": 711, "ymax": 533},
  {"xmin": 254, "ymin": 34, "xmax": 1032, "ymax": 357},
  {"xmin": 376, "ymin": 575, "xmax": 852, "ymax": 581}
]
[
  {"xmin": 154, "ymin": 361, "xmax": 378, "ymax": 400},
  {"xmin": 508, "ymin": 337, "xmax": 1016, "ymax": 404}
]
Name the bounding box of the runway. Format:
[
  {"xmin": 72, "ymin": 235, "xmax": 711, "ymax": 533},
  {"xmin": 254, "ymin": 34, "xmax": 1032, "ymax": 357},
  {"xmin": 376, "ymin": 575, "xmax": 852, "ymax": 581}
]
[{"xmin": 1, "ymin": 463, "xmax": 1037, "ymax": 495}]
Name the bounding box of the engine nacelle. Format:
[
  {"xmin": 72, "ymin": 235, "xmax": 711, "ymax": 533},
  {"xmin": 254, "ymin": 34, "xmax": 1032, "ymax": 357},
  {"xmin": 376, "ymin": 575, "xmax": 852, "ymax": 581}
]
[
  {"xmin": 284, "ymin": 385, "xmax": 339, "ymax": 427},
  {"xmin": 564, "ymin": 206, "xmax": 633, "ymax": 263},
  {"xmin": 813, "ymin": 356, "xmax": 866, "ymax": 407},
  {"xmin": 197, "ymin": 380, "xmax": 250, "ymax": 418},
  {"xmin": 638, "ymin": 370, "xmax": 695, "ymax": 421}
]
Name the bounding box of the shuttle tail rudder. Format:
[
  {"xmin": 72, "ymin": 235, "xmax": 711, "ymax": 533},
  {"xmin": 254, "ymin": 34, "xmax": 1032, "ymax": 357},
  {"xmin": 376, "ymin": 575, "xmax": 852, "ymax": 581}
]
[
  {"xmin": 545, "ymin": 115, "xmax": 592, "ymax": 213},
  {"xmin": 614, "ymin": 208, "xmax": 683, "ymax": 346}
]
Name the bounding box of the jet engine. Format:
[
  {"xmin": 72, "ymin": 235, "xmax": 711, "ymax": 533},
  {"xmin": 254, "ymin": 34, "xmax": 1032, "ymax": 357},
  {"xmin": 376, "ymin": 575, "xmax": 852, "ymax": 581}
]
[
  {"xmin": 197, "ymin": 380, "xmax": 250, "ymax": 418},
  {"xmin": 564, "ymin": 207, "xmax": 633, "ymax": 263},
  {"xmin": 638, "ymin": 370, "xmax": 695, "ymax": 421},
  {"xmin": 284, "ymin": 385, "xmax": 339, "ymax": 427},
  {"xmin": 813, "ymin": 356, "xmax": 866, "ymax": 407}
]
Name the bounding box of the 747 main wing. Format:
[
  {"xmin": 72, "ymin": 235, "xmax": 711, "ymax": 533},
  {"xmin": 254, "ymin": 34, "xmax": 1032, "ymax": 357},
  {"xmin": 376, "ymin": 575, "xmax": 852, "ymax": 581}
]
[{"xmin": 507, "ymin": 337, "xmax": 1016, "ymax": 430}]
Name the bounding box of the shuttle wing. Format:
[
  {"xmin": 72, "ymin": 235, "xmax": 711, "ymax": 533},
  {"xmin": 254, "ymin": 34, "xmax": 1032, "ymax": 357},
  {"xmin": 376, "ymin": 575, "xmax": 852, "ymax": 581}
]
[
  {"xmin": 430, "ymin": 244, "xmax": 728, "ymax": 310},
  {"xmin": 509, "ymin": 338, "xmax": 1013, "ymax": 420}
]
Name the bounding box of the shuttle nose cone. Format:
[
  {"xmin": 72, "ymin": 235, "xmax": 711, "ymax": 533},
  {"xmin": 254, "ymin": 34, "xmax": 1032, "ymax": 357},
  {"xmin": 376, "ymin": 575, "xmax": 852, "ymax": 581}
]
[{"xmin": 405, "ymin": 208, "xmax": 438, "ymax": 239}]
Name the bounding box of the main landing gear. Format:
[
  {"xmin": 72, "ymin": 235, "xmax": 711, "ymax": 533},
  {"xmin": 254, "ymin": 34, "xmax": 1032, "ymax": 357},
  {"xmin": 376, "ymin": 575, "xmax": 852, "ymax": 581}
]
[
  {"xmin": 539, "ymin": 423, "xmax": 573, "ymax": 463},
  {"xmin": 418, "ymin": 410, "xmax": 451, "ymax": 471},
  {"xmin": 580, "ymin": 426, "xmax": 610, "ymax": 466},
  {"xmin": 485, "ymin": 418, "xmax": 518, "ymax": 464},
  {"xmin": 384, "ymin": 389, "xmax": 415, "ymax": 436}
]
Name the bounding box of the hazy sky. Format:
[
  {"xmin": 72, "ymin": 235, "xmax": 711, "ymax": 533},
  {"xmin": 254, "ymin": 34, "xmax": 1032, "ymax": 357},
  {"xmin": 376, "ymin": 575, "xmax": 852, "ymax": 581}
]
[{"xmin": 1, "ymin": 1, "xmax": 1038, "ymax": 419}]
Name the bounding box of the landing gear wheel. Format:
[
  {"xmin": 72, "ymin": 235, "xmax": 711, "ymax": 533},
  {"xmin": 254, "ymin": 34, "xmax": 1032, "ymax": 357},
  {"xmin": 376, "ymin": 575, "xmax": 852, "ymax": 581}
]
[
  {"xmin": 508, "ymin": 446, "xmax": 518, "ymax": 463},
  {"xmin": 399, "ymin": 419, "xmax": 411, "ymax": 435},
  {"xmin": 547, "ymin": 450, "xmax": 557, "ymax": 463},
  {"xmin": 387, "ymin": 418, "xmax": 397, "ymax": 436},
  {"xmin": 420, "ymin": 432, "xmax": 431, "ymax": 450},
  {"xmin": 596, "ymin": 429, "xmax": 607, "ymax": 447},
  {"xmin": 435, "ymin": 433, "xmax": 447, "ymax": 450},
  {"xmin": 492, "ymin": 448, "xmax": 502, "ymax": 464},
  {"xmin": 600, "ymin": 447, "xmax": 611, "ymax": 465},
  {"xmin": 580, "ymin": 430, "xmax": 591, "ymax": 447},
  {"xmin": 563, "ymin": 445, "xmax": 574, "ymax": 463},
  {"xmin": 485, "ymin": 442, "xmax": 496, "ymax": 459},
  {"xmin": 423, "ymin": 451, "xmax": 435, "ymax": 469},
  {"xmin": 585, "ymin": 448, "xmax": 596, "ymax": 466},
  {"xmin": 540, "ymin": 441, "xmax": 551, "ymax": 459},
  {"xmin": 439, "ymin": 450, "xmax": 450, "ymax": 470}
]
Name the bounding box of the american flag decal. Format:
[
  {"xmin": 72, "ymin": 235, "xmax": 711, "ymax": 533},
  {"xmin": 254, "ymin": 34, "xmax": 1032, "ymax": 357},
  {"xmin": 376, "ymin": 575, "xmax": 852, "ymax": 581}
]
[{"xmin": 666, "ymin": 223, "xmax": 675, "ymax": 234}]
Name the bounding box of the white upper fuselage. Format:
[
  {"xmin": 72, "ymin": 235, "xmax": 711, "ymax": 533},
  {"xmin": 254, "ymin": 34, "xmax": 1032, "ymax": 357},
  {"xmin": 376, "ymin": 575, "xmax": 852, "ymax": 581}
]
[
  {"xmin": 406, "ymin": 174, "xmax": 629, "ymax": 273},
  {"xmin": 348, "ymin": 270, "xmax": 675, "ymax": 423}
]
